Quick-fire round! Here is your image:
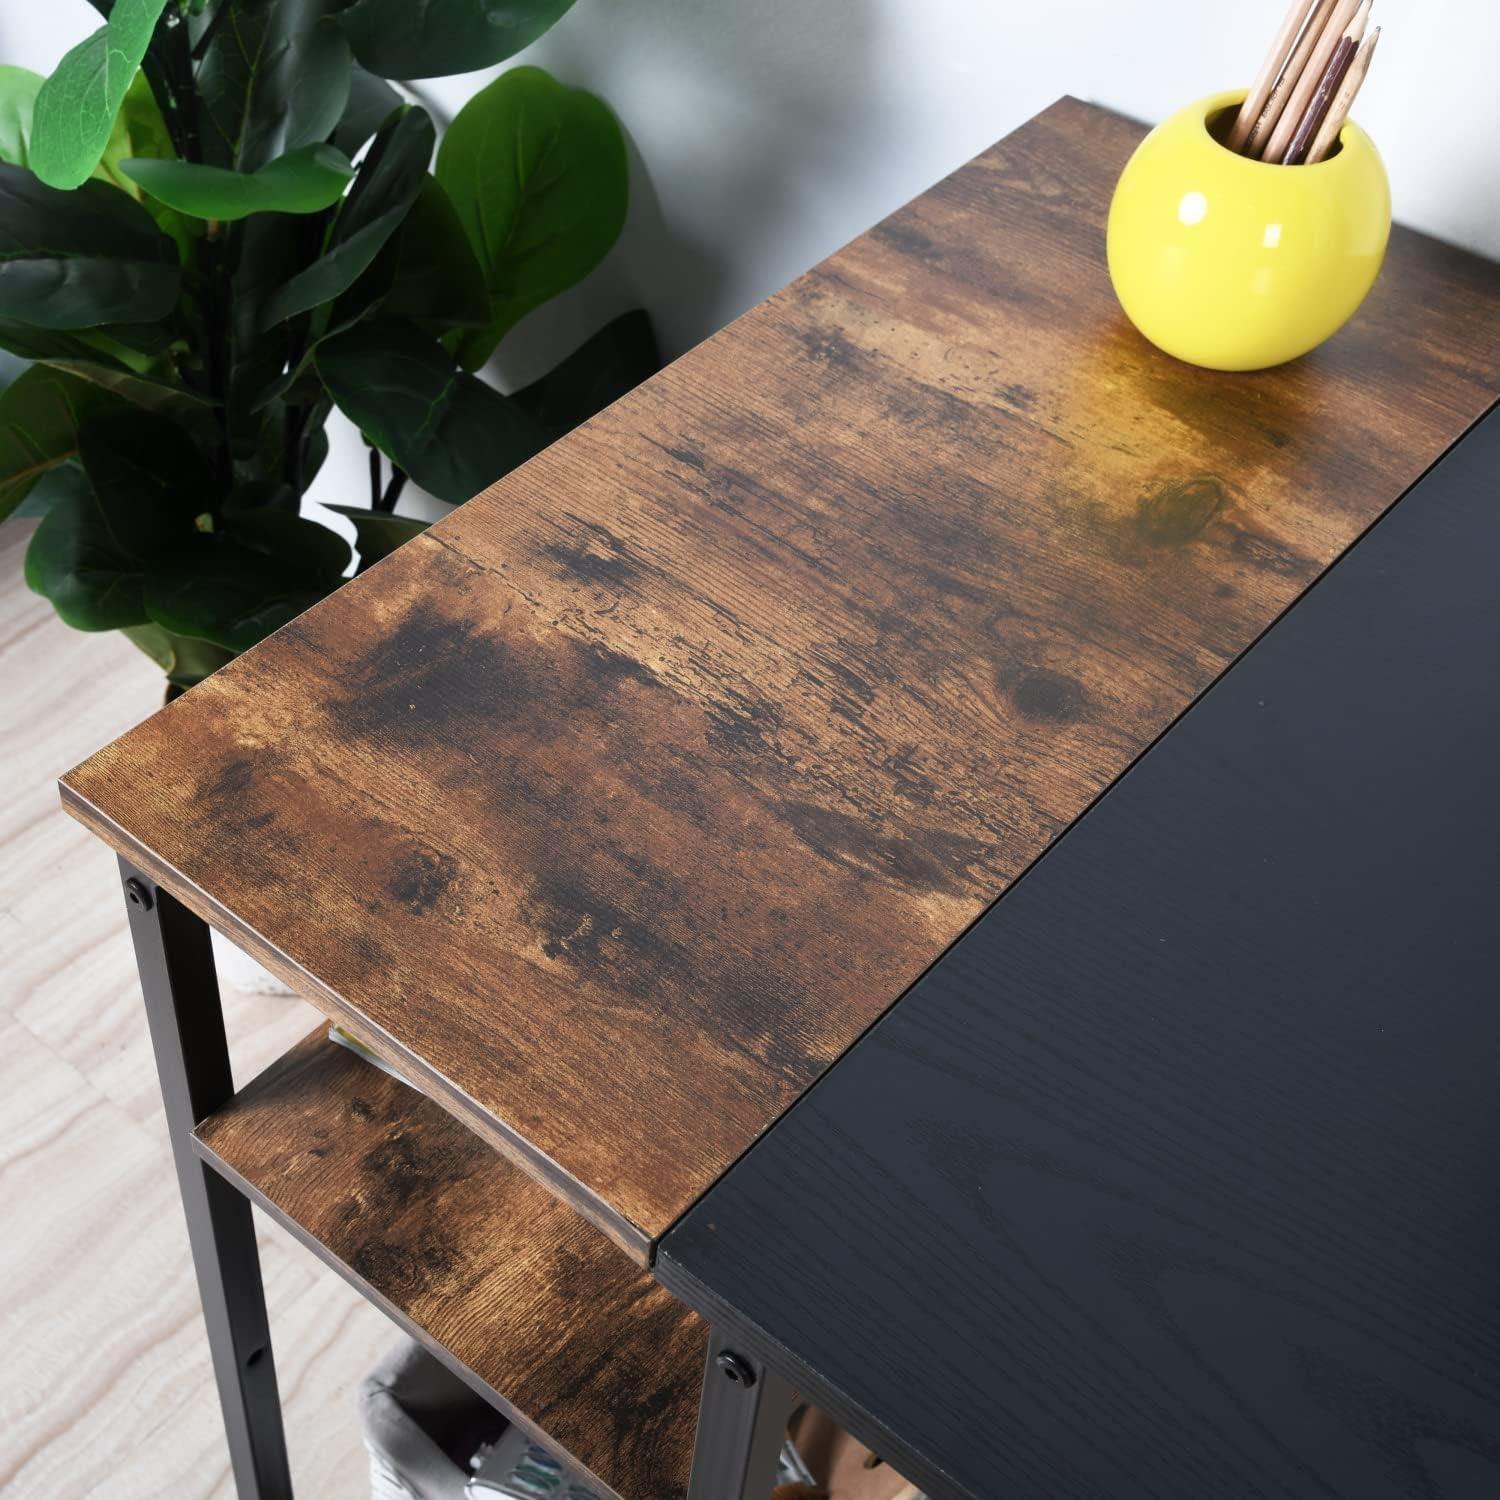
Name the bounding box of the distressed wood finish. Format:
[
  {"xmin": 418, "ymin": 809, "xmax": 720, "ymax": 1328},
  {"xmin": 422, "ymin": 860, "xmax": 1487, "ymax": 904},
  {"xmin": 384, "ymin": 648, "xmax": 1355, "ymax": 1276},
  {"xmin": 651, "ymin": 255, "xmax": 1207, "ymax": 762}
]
[
  {"xmin": 194, "ymin": 1032, "xmax": 707, "ymax": 1500},
  {"xmin": 64, "ymin": 98, "xmax": 1500, "ymax": 1257}
]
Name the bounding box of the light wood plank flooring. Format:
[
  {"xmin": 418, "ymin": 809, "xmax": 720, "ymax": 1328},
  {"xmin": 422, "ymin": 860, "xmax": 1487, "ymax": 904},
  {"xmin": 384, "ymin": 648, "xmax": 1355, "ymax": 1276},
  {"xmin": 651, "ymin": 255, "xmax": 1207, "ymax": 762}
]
[{"xmin": 1, "ymin": 520, "xmax": 397, "ymax": 1498}]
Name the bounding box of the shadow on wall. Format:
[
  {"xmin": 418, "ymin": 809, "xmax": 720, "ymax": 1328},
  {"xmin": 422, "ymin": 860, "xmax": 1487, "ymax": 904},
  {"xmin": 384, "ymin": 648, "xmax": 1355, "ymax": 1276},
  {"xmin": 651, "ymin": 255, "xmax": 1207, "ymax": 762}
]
[{"xmin": 485, "ymin": 0, "xmax": 880, "ymax": 387}]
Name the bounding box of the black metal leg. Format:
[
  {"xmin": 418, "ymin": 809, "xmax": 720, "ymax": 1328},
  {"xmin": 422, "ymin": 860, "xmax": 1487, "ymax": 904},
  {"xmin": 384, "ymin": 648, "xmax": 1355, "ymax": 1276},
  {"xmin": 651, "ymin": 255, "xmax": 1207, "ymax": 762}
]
[
  {"xmin": 687, "ymin": 1328, "xmax": 798, "ymax": 1500},
  {"xmin": 120, "ymin": 859, "xmax": 293, "ymax": 1500}
]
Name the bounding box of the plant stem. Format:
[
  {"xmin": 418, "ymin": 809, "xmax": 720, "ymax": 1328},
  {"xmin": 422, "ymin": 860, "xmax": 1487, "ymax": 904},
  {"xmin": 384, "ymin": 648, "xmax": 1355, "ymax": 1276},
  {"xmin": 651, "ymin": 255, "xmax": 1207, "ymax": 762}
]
[
  {"xmin": 378, "ymin": 467, "xmax": 409, "ymax": 514},
  {"xmin": 140, "ymin": 53, "xmax": 189, "ymax": 159},
  {"xmin": 142, "ymin": 5, "xmax": 230, "ymax": 495},
  {"xmin": 210, "ymin": 291, "xmax": 232, "ymax": 497},
  {"xmin": 368, "ymin": 444, "xmax": 382, "ymax": 509},
  {"xmin": 144, "ymin": 5, "xmax": 202, "ymax": 164}
]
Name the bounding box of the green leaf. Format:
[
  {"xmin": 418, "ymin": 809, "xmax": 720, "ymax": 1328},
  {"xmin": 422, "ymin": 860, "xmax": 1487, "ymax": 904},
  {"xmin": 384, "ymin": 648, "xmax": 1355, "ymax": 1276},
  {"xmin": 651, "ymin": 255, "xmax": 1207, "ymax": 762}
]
[
  {"xmin": 89, "ymin": 320, "xmax": 172, "ymax": 356},
  {"xmin": 122, "ymin": 144, "xmax": 354, "ymax": 221},
  {"xmin": 436, "ymin": 66, "xmax": 627, "ymax": 370},
  {"xmin": 30, "ymin": 0, "xmax": 171, "ymax": 188},
  {"xmin": 26, "ymin": 406, "xmax": 214, "ymax": 631},
  {"xmin": 122, "ymin": 621, "xmax": 235, "ymax": 686},
  {"xmin": 331, "ymin": 65, "xmax": 401, "ymax": 157},
  {"xmin": 317, "ymin": 149, "xmax": 483, "ymax": 346},
  {"xmin": 0, "ymin": 319, "xmax": 164, "ymax": 374},
  {"xmin": 114, "ymin": 72, "xmax": 174, "ymax": 166},
  {"xmin": 78, "ymin": 409, "xmax": 210, "ymax": 556},
  {"xmin": 225, "ymin": 210, "xmax": 308, "ymax": 410},
  {"xmin": 224, "ymin": 477, "xmax": 298, "ymax": 514},
  {"xmin": 0, "ymin": 363, "xmax": 120, "ymax": 520},
  {"xmin": 238, "ymin": 390, "xmax": 294, "ymax": 480},
  {"xmin": 0, "ymin": 360, "xmax": 216, "ymax": 521},
  {"xmin": 0, "ymin": 163, "xmax": 179, "ymax": 330},
  {"xmin": 22, "ymin": 55, "xmax": 154, "ymax": 210},
  {"xmin": 334, "ymin": 0, "xmax": 578, "ymax": 80},
  {"xmin": 226, "ymin": 508, "xmax": 351, "ymax": 583},
  {"xmin": 24, "ymin": 470, "xmax": 151, "ymax": 629},
  {"xmin": 0, "ymin": 66, "xmax": 44, "ymax": 169},
  {"xmin": 40, "ymin": 359, "xmax": 216, "ymax": 445},
  {"xmin": 0, "ymin": 321, "xmax": 119, "ymax": 366},
  {"xmin": 510, "ymin": 309, "xmax": 658, "ymax": 435},
  {"xmin": 143, "ymin": 534, "xmax": 332, "ymax": 651},
  {"xmin": 324, "ymin": 502, "xmax": 428, "ymax": 571},
  {"xmin": 316, "ymin": 319, "xmax": 551, "ymax": 504},
  {"xmin": 198, "ymin": 0, "xmax": 352, "ymax": 173},
  {"xmin": 260, "ymin": 105, "xmax": 432, "ymax": 329},
  {"xmin": 376, "ymin": 175, "xmax": 489, "ymax": 330}
]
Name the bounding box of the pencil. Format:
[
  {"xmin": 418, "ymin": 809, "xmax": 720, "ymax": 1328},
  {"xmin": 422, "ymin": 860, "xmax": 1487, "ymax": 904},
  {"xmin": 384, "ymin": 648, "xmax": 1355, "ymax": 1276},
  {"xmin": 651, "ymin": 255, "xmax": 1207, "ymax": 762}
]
[
  {"xmin": 1228, "ymin": 0, "xmax": 1321, "ymax": 152},
  {"xmin": 1281, "ymin": 30, "xmax": 1357, "ymax": 164},
  {"xmin": 1262, "ymin": 0, "xmax": 1363, "ymax": 162},
  {"xmin": 1283, "ymin": 0, "xmax": 1371, "ymax": 163},
  {"xmin": 1306, "ymin": 26, "xmax": 1380, "ymax": 162},
  {"xmin": 1243, "ymin": 0, "xmax": 1337, "ymax": 157}
]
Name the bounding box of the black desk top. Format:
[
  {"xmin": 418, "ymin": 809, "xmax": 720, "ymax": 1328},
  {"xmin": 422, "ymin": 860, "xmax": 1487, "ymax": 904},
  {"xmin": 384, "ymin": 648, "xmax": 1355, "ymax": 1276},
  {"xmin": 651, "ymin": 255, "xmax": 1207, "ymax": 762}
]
[{"xmin": 661, "ymin": 405, "xmax": 1500, "ymax": 1499}]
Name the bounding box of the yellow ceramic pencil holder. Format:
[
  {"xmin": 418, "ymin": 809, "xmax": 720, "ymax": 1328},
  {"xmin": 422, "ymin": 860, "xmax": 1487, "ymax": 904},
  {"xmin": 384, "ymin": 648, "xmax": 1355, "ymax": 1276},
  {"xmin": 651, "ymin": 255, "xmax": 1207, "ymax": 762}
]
[{"xmin": 1107, "ymin": 90, "xmax": 1390, "ymax": 371}]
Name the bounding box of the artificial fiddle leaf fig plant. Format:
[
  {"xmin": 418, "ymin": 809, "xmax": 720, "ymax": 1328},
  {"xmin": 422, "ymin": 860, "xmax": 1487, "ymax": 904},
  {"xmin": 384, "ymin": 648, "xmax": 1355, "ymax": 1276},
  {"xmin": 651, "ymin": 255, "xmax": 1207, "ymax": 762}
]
[{"xmin": 1, "ymin": 0, "xmax": 657, "ymax": 692}]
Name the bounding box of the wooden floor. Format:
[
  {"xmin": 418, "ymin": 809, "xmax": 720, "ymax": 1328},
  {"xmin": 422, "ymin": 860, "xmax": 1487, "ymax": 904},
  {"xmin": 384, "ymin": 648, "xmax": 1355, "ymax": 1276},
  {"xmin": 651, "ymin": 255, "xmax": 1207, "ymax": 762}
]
[{"xmin": 0, "ymin": 520, "xmax": 396, "ymax": 1498}]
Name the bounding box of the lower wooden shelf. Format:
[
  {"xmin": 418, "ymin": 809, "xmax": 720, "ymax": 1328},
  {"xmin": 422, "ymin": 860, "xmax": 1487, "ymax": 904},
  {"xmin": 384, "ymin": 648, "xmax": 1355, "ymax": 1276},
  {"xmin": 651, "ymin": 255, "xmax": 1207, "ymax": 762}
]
[{"xmin": 193, "ymin": 1031, "xmax": 707, "ymax": 1500}]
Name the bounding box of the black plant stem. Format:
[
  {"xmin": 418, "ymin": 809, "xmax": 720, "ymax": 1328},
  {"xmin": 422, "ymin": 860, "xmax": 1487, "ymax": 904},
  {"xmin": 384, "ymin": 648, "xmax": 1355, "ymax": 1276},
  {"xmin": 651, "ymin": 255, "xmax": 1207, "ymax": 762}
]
[
  {"xmin": 144, "ymin": 5, "xmax": 202, "ymax": 164},
  {"xmin": 378, "ymin": 467, "xmax": 409, "ymax": 514},
  {"xmin": 141, "ymin": 7, "xmax": 234, "ymax": 499},
  {"xmin": 140, "ymin": 54, "xmax": 188, "ymax": 158},
  {"xmin": 204, "ymin": 228, "xmax": 233, "ymax": 501},
  {"xmin": 368, "ymin": 445, "xmax": 382, "ymax": 509}
]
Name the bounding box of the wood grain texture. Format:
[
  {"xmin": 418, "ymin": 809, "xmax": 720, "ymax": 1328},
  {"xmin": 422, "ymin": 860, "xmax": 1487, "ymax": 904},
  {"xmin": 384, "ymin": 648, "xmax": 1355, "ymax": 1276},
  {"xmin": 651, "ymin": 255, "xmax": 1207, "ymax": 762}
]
[
  {"xmin": 194, "ymin": 1032, "xmax": 707, "ymax": 1500},
  {"xmin": 62, "ymin": 97, "xmax": 1500, "ymax": 1257},
  {"xmin": 662, "ymin": 407, "xmax": 1500, "ymax": 1500}
]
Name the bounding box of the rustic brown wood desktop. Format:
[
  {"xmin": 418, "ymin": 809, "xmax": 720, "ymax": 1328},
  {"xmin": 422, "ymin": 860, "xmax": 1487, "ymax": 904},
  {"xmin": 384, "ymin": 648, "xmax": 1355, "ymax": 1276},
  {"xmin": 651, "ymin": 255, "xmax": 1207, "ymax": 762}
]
[{"xmin": 60, "ymin": 99, "xmax": 1500, "ymax": 1500}]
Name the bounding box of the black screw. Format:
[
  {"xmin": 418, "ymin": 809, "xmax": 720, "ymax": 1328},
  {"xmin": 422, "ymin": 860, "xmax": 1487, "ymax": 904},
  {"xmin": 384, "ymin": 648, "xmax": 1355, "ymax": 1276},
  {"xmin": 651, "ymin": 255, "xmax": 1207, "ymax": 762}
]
[
  {"xmin": 125, "ymin": 877, "xmax": 154, "ymax": 911},
  {"xmin": 715, "ymin": 1351, "xmax": 757, "ymax": 1388}
]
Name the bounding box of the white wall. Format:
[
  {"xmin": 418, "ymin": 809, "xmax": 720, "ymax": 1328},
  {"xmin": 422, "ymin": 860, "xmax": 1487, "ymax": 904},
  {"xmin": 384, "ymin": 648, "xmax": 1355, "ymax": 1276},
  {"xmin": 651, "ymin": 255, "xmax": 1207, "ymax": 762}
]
[
  {"xmin": 466, "ymin": 0, "xmax": 1500, "ymax": 372},
  {"xmin": 5, "ymin": 0, "xmax": 1497, "ymax": 516}
]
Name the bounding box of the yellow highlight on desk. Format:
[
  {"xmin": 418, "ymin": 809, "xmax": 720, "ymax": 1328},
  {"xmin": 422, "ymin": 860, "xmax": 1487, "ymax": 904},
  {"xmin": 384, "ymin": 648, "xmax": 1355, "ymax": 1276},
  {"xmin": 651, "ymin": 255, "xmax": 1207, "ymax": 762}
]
[{"xmin": 1107, "ymin": 90, "xmax": 1390, "ymax": 371}]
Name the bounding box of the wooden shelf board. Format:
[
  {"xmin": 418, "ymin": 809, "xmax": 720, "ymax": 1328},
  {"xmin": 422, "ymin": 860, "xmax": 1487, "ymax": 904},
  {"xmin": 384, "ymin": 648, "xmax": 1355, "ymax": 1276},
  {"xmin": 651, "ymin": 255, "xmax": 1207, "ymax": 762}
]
[{"xmin": 193, "ymin": 1032, "xmax": 707, "ymax": 1500}]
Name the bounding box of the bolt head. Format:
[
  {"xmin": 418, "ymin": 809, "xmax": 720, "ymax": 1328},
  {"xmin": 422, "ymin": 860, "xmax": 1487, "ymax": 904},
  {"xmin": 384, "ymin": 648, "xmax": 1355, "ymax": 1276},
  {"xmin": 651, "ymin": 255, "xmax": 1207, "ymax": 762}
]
[
  {"xmin": 125, "ymin": 877, "xmax": 154, "ymax": 911},
  {"xmin": 715, "ymin": 1351, "xmax": 757, "ymax": 1387}
]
